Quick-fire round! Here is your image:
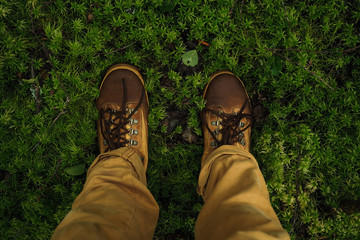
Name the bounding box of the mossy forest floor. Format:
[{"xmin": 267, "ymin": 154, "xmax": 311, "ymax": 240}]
[{"xmin": 1, "ymin": 0, "xmax": 360, "ymax": 239}]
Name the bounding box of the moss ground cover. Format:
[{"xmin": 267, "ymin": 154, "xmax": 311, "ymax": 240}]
[{"xmin": 1, "ymin": 0, "xmax": 360, "ymax": 239}]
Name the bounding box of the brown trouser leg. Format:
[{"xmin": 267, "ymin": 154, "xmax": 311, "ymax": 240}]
[
  {"xmin": 195, "ymin": 145, "xmax": 290, "ymax": 240},
  {"xmin": 51, "ymin": 147, "xmax": 159, "ymax": 240}
]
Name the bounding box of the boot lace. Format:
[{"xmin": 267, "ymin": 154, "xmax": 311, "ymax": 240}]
[
  {"xmin": 204, "ymin": 99, "xmax": 254, "ymax": 148},
  {"xmin": 100, "ymin": 78, "xmax": 145, "ymax": 152}
]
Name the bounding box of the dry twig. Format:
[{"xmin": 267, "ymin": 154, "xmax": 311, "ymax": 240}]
[
  {"xmin": 50, "ymin": 159, "xmax": 62, "ymax": 179},
  {"xmin": 39, "ymin": 0, "xmax": 56, "ymax": 10},
  {"xmin": 272, "ymin": 51, "xmax": 335, "ymax": 91},
  {"xmin": 104, "ymin": 42, "xmax": 137, "ymax": 56},
  {"xmin": 257, "ymin": 0, "xmax": 264, "ymax": 9},
  {"xmin": 239, "ymin": 0, "xmax": 245, "ymax": 21},
  {"xmin": 242, "ymin": 45, "xmax": 360, "ymax": 54},
  {"xmin": 49, "ymin": 108, "xmax": 68, "ymax": 129},
  {"xmin": 31, "ymin": 59, "xmax": 42, "ymax": 114},
  {"xmin": 282, "ymin": 1, "xmax": 297, "ymax": 35},
  {"xmin": 328, "ymin": 45, "xmax": 360, "ymax": 76},
  {"xmin": 240, "ymin": 45, "xmax": 360, "ymax": 90},
  {"xmin": 266, "ymin": 45, "xmax": 360, "ymax": 54},
  {"xmin": 229, "ymin": 0, "xmax": 239, "ymax": 16},
  {"xmin": 31, "ymin": 98, "xmax": 71, "ymax": 152}
]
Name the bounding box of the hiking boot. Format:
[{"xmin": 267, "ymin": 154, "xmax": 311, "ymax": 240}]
[
  {"xmin": 201, "ymin": 71, "xmax": 254, "ymax": 166},
  {"xmin": 96, "ymin": 64, "xmax": 149, "ymax": 169}
]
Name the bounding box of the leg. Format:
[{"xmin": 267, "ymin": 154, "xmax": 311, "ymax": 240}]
[
  {"xmin": 196, "ymin": 71, "xmax": 289, "ymax": 239},
  {"xmin": 52, "ymin": 64, "xmax": 157, "ymax": 239},
  {"xmin": 195, "ymin": 146, "xmax": 289, "ymax": 240},
  {"xmin": 52, "ymin": 147, "xmax": 159, "ymax": 240}
]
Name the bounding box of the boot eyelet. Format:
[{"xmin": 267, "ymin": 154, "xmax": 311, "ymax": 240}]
[
  {"xmin": 240, "ymin": 139, "xmax": 246, "ymax": 146},
  {"xmin": 210, "ymin": 141, "xmax": 217, "ymax": 147},
  {"xmin": 240, "ymin": 122, "xmax": 245, "ymax": 127},
  {"xmin": 129, "ymin": 139, "xmax": 138, "ymax": 146},
  {"xmin": 103, "ymin": 140, "xmax": 107, "ymax": 145},
  {"xmin": 211, "ymin": 120, "xmax": 220, "ymax": 126},
  {"xmin": 128, "ymin": 128, "xmax": 139, "ymax": 135},
  {"xmin": 127, "ymin": 108, "xmax": 136, "ymax": 114},
  {"xmin": 128, "ymin": 118, "xmax": 139, "ymax": 125}
]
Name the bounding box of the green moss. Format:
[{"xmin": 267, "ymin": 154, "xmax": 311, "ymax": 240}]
[{"xmin": 1, "ymin": 0, "xmax": 360, "ymax": 239}]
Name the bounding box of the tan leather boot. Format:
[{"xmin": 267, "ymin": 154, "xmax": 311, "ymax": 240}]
[
  {"xmin": 96, "ymin": 64, "xmax": 149, "ymax": 169},
  {"xmin": 201, "ymin": 71, "xmax": 254, "ymax": 166}
]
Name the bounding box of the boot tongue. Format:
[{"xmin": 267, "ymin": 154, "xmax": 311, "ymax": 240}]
[
  {"xmin": 102, "ymin": 103, "xmax": 122, "ymax": 112},
  {"xmin": 206, "ymin": 104, "xmax": 240, "ymax": 114}
]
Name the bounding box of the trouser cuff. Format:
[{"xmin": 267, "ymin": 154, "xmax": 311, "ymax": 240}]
[
  {"xmin": 88, "ymin": 147, "xmax": 146, "ymax": 185},
  {"xmin": 197, "ymin": 145, "xmax": 258, "ymax": 198}
]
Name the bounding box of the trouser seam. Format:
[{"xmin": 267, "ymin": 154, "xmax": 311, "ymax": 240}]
[{"xmin": 124, "ymin": 160, "xmax": 138, "ymax": 239}]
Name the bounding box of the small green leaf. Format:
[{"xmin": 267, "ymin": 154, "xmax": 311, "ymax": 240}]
[
  {"xmin": 271, "ymin": 56, "xmax": 282, "ymax": 76},
  {"xmin": 182, "ymin": 50, "xmax": 198, "ymax": 67},
  {"xmin": 64, "ymin": 164, "xmax": 85, "ymax": 176}
]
